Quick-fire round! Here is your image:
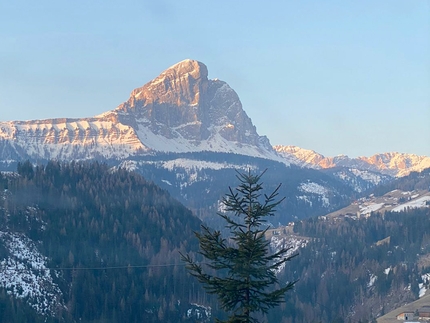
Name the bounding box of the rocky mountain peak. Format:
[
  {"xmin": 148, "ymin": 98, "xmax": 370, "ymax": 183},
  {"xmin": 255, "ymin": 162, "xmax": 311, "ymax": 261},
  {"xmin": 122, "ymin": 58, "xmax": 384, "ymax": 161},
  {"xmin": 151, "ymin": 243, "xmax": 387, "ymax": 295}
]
[
  {"xmin": 274, "ymin": 145, "xmax": 325, "ymax": 168},
  {"xmin": 0, "ymin": 59, "xmax": 282, "ymax": 163},
  {"xmin": 108, "ymin": 59, "xmax": 277, "ymax": 157},
  {"xmin": 129, "ymin": 59, "xmax": 209, "ymax": 108}
]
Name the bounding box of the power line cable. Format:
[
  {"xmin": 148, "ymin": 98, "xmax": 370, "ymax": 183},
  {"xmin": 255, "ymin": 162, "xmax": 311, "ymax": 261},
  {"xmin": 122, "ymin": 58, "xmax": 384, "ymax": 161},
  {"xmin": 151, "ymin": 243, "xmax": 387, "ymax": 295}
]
[{"xmin": 0, "ymin": 262, "xmax": 214, "ymax": 272}]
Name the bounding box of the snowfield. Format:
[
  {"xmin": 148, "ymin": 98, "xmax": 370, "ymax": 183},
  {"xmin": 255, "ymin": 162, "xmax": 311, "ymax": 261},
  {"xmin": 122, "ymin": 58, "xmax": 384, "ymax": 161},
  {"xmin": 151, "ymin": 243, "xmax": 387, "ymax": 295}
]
[
  {"xmin": 392, "ymin": 195, "xmax": 430, "ymax": 212},
  {"xmin": 270, "ymin": 235, "xmax": 308, "ymax": 275},
  {"xmin": 0, "ymin": 231, "xmax": 64, "ymax": 316},
  {"xmin": 360, "ymin": 203, "xmax": 385, "ymax": 215},
  {"xmin": 299, "ymin": 182, "xmax": 330, "ymax": 207}
]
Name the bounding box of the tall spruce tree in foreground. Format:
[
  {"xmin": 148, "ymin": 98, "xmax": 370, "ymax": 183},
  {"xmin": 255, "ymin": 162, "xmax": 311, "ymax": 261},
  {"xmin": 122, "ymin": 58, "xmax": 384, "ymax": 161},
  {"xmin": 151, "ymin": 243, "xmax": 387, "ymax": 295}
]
[{"xmin": 182, "ymin": 170, "xmax": 297, "ymax": 323}]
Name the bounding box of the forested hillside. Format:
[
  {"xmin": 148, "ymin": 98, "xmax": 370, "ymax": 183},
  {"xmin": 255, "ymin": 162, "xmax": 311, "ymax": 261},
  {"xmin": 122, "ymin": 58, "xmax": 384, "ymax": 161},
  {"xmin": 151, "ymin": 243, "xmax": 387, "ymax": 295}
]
[
  {"xmin": 0, "ymin": 161, "xmax": 214, "ymax": 322},
  {"xmin": 372, "ymin": 168, "xmax": 430, "ymax": 196},
  {"xmin": 274, "ymin": 206, "xmax": 430, "ymax": 323},
  {"xmin": 2, "ymin": 162, "xmax": 429, "ymax": 322},
  {"xmin": 129, "ymin": 153, "xmax": 358, "ymax": 228}
]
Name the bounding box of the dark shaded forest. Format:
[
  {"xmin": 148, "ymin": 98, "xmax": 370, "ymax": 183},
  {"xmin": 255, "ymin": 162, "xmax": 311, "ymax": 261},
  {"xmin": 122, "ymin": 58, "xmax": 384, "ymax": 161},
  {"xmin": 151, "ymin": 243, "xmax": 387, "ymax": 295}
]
[
  {"xmin": 136, "ymin": 159, "xmax": 358, "ymax": 229},
  {"xmin": 1, "ymin": 162, "xmax": 429, "ymax": 322},
  {"xmin": 372, "ymin": 168, "xmax": 430, "ymax": 196},
  {"xmin": 274, "ymin": 206, "xmax": 430, "ymax": 323},
  {"xmin": 0, "ymin": 161, "xmax": 215, "ymax": 322}
]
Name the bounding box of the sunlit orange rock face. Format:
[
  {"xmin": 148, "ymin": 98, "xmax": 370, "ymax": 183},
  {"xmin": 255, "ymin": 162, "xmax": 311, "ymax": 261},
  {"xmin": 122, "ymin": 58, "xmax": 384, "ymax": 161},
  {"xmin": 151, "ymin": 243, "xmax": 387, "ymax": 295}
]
[
  {"xmin": 0, "ymin": 59, "xmax": 280, "ymax": 161},
  {"xmin": 274, "ymin": 145, "xmax": 430, "ymax": 177}
]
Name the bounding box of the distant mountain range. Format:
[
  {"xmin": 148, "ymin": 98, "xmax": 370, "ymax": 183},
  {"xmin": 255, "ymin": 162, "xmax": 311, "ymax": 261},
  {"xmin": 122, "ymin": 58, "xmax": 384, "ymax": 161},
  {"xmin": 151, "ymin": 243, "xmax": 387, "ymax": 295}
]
[
  {"xmin": 1, "ymin": 58, "xmax": 428, "ymax": 176},
  {"xmin": 275, "ymin": 145, "xmax": 430, "ymax": 177},
  {"xmin": 0, "ymin": 59, "xmax": 429, "ymax": 225}
]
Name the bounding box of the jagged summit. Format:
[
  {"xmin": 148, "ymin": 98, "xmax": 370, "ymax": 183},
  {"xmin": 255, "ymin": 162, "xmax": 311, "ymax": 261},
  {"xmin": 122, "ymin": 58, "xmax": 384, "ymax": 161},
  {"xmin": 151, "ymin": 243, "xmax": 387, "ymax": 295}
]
[
  {"xmin": 0, "ymin": 59, "xmax": 282, "ymax": 162},
  {"xmin": 112, "ymin": 58, "xmax": 211, "ymax": 125},
  {"xmin": 274, "ymin": 145, "xmax": 430, "ymax": 177},
  {"xmin": 274, "ymin": 145, "xmax": 325, "ymax": 168},
  {"xmin": 125, "ymin": 59, "xmax": 208, "ymax": 108},
  {"xmin": 98, "ymin": 59, "xmax": 280, "ymax": 159},
  {"xmin": 165, "ymin": 58, "xmax": 207, "ymax": 76}
]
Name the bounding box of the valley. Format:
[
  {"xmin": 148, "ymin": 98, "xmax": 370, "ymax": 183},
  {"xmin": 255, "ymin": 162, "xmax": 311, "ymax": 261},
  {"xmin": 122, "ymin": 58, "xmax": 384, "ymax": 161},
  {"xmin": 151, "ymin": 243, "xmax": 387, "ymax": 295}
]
[{"xmin": 0, "ymin": 59, "xmax": 429, "ymax": 322}]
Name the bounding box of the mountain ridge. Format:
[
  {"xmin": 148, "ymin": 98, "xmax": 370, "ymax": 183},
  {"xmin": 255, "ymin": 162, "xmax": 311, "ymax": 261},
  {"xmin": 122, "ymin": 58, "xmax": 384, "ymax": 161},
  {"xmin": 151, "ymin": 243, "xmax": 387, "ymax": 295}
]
[
  {"xmin": 274, "ymin": 145, "xmax": 430, "ymax": 177},
  {"xmin": 0, "ymin": 59, "xmax": 283, "ymax": 163},
  {"xmin": 0, "ymin": 59, "xmax": 427, "ymax": 178}
]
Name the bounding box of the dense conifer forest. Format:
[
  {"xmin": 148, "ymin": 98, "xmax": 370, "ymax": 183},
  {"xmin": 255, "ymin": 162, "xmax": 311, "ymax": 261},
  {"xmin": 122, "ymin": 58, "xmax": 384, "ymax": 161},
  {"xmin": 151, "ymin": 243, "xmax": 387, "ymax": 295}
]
[
  {"xmin": 0, "ymin": 161, "xmax": 214, "ymax": 322},
  {"xmin": 275, "ymin": 207, "xmax": 430, "ymax": 323},
  {"xmin": 1, "ymin": 162, "xmax": 429, "ymax": 322}
]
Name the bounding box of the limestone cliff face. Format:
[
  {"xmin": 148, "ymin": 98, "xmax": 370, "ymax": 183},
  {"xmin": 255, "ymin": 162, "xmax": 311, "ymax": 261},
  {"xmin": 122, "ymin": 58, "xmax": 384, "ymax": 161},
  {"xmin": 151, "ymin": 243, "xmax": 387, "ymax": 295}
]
[
  {"xmin": 112, "ymin": 59, "xmax": 266, "ymax": 147},
  {"xmin": 0, "ymin": 59, "xmax": 278, "ymax": 161},
  {"xmin": 0, "ymin": 117, "xmax": 146, "ymax": 160},
  {"xmin": 118, "ymin": 60, "xmax": 209, "ymax": 129},
  {"xmin": 358, "ymin": 153, "xmax": 430, "ymax": 177},
  {"xmin": 274, "ymin": 145, "xmax": 430, "ymax": 177}
]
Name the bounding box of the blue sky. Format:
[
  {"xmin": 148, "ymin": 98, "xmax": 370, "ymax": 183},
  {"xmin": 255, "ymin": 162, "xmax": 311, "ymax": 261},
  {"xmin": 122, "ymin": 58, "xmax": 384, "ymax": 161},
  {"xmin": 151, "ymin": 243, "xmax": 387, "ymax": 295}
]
[{"xmin": 1, "ymin": 1, "xmax": 429, "ymax": 157}]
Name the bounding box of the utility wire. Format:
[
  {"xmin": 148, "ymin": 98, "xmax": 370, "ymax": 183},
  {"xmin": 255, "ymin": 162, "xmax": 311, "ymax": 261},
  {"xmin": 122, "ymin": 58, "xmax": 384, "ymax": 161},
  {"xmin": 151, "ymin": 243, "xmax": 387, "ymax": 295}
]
[
  {"xmin": 1, "ymin": 264, "xmax": 183, "ymax": 272},
  {"xmin": 0, "ymin": 262, "xmax": 212, "ymax": 272}
]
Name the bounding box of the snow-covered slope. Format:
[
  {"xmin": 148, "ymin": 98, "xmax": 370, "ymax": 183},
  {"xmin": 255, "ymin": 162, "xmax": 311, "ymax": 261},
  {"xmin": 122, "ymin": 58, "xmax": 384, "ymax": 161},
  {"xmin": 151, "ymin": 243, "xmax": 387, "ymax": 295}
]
[
  {"xmin": 0, "ymin": 231, "xmax": 65, "ymax": 317},
  {"xmin": 0, "ymin": 187, "xmax": 65, "ymax": 318},
  {"xmin": 0, "ymin": 118, "xmax": 147, "ymax": 160},
  {"xmin": 325, "ymin": 168, "xmax": 392, "ymax": 193},
  {"xmin": 0, "ymin": 59, "xmax": 285, "ymax": 164},
  {"xmin": 359, "ymin": 153, "xmax": 430, "ymax": 177},
  {"xmin": 274, "ymin": 145, "xmax": 430, "ymax": 177},
  {"xmin": 325, "ymin": 189, "xmax": 430, "ymax": 219}
]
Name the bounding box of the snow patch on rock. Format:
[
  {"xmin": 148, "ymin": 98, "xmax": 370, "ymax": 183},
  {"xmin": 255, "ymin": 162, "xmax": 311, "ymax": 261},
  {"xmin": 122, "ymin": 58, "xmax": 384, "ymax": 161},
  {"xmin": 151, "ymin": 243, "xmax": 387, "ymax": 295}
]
[{"xmin": 0, "ymin": 231, "xmax": 64, "ymax": 316}]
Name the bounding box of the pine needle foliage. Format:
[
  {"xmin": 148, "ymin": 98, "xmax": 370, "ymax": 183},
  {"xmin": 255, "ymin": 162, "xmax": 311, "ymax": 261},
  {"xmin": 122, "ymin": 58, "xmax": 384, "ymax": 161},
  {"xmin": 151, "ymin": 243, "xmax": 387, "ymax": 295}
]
[{"xmin": 182, "ymin": 170, "xmax": 298, "ymax": 323}]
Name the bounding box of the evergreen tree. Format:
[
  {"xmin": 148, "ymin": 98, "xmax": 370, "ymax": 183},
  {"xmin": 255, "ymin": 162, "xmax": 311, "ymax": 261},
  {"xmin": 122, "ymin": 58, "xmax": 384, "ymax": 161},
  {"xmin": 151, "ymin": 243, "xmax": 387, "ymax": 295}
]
[{"xmin": 182, "ymin": 170, "xmax": 297, "ymax": 323}]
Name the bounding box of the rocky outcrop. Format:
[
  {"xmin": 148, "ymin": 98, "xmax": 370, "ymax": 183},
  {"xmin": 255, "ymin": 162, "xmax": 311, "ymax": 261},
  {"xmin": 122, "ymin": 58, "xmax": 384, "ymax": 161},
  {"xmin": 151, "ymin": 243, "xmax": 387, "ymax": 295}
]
[
  {"xmin": 274, "ymin": 145, "xmax": 430, "ymax": 177},
  {"xmin": 0, "ymin": 118, "xmax": 147, "ymax": 160},
  {"xmin": 110, "ymin": 59, "xmax": 270, "ymax": 149},
  {"xmin": 274, "ymin": 145, "xmax": 325, "ymax": 168},
  {"xmin": 358, "ymin": 152, "xmax": 430, "ymax": 177}
]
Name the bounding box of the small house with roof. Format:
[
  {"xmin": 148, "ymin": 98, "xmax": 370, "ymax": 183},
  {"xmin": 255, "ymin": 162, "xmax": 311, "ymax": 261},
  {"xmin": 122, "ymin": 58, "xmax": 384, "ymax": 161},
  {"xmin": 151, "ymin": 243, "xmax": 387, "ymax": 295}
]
[
  {"xmin": 418, "ymin": 306, "xmax": 430, "ymax": 318},
  {"xmin": 396, "ymin": 312, "xmax": 414, "ymax": 320}
]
